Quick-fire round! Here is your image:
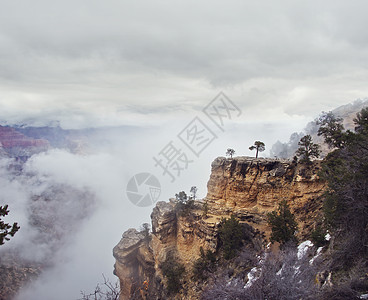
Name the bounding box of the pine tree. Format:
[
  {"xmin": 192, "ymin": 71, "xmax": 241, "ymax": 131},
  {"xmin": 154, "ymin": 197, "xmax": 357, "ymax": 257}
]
[
  {"xmin": 218, "ymin": 215, "xmax": 243, "ymax": 259},
  {"xmin": 0, "ymin": 205, "xmax": 20, "ymax": 245},
  {"xmin": 295, "ymin": 135, "xmax": 320, "ymax": 164},
  {"xmin": 317, "ymin": 111, "xmax": 345, "ymax": 149},
  {"xmin": 267, "ymin": 200, "xmax": 298, "ymax": 245},
  {"xmin": 249, "ymin": 141, "xmax": 265, "ymax": 158},
  {"xmin": 226, "ymin": 148, "xmax": 235, "ymax": 158}
]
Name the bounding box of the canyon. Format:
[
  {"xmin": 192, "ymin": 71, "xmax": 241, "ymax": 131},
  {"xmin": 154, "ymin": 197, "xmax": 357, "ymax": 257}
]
[{"xmin": 114, "ymin": 156, "xmax": 326, "ymax": 299}]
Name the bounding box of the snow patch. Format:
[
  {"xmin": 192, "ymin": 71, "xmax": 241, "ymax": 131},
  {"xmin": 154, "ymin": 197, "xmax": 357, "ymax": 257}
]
[
  {"xmin": 297, "ymin": 240, "xmax": 313, "ymax": 259},
  {"xmin": 244, "ymin": 267, "xmax": 259, "ymax": 289},
  {"xmin": 309, "ymin": 246, "xmax": 323, "ymax": 265}
]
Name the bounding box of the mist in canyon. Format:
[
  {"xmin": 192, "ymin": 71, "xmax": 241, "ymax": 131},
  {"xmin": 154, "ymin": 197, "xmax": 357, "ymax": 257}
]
[
  {"xmin": 0, "ymin": 107, "xmax": 309, "ymax": 300},
  {"xmin": 2, "ymin": 1, "xmax": 368, "ymax": 298}
]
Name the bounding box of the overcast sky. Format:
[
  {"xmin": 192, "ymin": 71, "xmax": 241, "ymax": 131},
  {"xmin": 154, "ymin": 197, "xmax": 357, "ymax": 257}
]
[
  {"xmin": 0, "ymin": 0, "xmax": 368, "ymax": 129},
  {"xmin": 2, "ymin": 2, "xmax": 368, "ymax": 298}
]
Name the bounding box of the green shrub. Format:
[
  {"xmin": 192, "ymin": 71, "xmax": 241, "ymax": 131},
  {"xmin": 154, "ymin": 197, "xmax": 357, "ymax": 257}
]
[
  {"xmin": 218, "ymin": 215, "xmax": 244, "ymax": 259},
  {"xmin": 322, "ymin": 192, "xmax": 340, "ymax": 229},
  {"xmin": 160, "ymin": 253, "xmax": 185, "ymax": 294},
  {"xmin": 176, "ymin": 199, "xmax": 195, "ymax": 217},
  {"xmin": 295, "ymin": 135, "xmax": 320, "ymax": 164},
  {"xmin": 0, "ymin": 205, "xmax": 20, "ymax": 245},
  {"xmin": 139, "ymin": 222, "xmax": 151, "ymax": 243},
  {"xmin": 192, "ymin": 247, "xmax": 216, "ymax": 281},
  {"xmin": 267, "ymin": 200, "xmax": 298, "ymax": 246},
  {"xmin": 310, "ymin": 224, "xmax": 327, "ymax": 248},
  {"xmin": 175, "ymin": 191, "xmax": 195, "ymax": 218}
]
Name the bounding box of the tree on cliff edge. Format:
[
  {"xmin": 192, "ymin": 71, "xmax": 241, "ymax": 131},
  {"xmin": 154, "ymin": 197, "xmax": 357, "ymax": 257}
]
[
  {"xmin": 295, "ymin": 135, "xmax": 320, "ymax": 164},
  {"xmin": 190, "ymin": 186, "xmax": 198, "ymax": 200},
  {"xmin": 175, "ymin": 191, "xmax": 195, "ymax": 218},
  {"xmin": 316, "ymin": 111, "xmax": 345, "ymax": 149},
  {"xmin": 226, "ymin": 148, "xmax": 235, "ymax": 158},
  {"xmin": 249, "ymin": 141, "xmax": 265, "ymax": 158},
  {"xmin": 0, "ymin": 205, "xmax": 20, "ymax": 246}
]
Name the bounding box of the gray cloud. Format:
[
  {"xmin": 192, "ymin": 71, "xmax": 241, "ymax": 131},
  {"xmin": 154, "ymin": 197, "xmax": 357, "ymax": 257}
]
[
  {"xmin": 1, "ymin": 0, "xmax": 368, "ymax": 128},
  {"xmin": 2, "ymin": 3, "xmax": 368, "ymax": 297}
]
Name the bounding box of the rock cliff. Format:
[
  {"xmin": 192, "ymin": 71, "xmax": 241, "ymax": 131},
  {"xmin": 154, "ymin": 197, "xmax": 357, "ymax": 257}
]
[
  {"xmin": 0, "ymin": 126, "xmax": 49, "ymax": 158},
  {"xmin": 113, "ymin": 157, "xmax": 326, "ymax": 299},
  {"xmin": 205, "ymin": 157, "xmax": 326, "ymax": 239}
]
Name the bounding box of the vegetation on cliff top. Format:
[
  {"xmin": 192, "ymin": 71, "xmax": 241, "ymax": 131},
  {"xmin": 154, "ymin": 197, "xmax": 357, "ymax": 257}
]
[
  {"xmin": 249, "ymin": 140, "xmax": 265, "ymax": 158},
  {"xmin": 295, "ymin": 134, "xmax": 321, "ymax": 164},
  {"xmin": 111, "ymin": 107, "xmax": 368, "ymax": 300},
  {"xmin": 318, "ymin": 108, "xmax": 368, "ymax": 290},
  {"xmin": 203, "ymin": 107, "xmax": 368, "ymax": 299},
  {"xmin": 225, "ymin": 148, "xmax": 235, "ymax": 158}
]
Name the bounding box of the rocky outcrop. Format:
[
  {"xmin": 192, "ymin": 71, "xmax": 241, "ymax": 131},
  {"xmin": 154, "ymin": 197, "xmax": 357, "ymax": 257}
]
[
  {"xmin": 206, "ymin": 157, "xmax": 326, "ymax": 239},
  {"xmin": 0, "ymin": 126, "xmax": 49, "ymax": 157},
  {"xmin": 113, "ymin": 201, "xmax": 219, "ymax": 300},
  {"xmin": 16, "ymin": 125, "xmax": 89, "ymax": 154},
  {"xmin": 113, "ymin": 228, "xmax": 156, "ymax": 299},
  {"xmin": 0, "ymin": 261, "xmax": 41, "ymax": 300},
  {"xmin": 113, "ymin": 157, "xmax": 327, "ymax": 299}
]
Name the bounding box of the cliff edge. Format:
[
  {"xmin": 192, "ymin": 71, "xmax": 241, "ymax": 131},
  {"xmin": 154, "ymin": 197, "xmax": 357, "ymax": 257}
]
[{"xmin": 113, "ymin": 156, "xmax": 326, "ymax": 299}]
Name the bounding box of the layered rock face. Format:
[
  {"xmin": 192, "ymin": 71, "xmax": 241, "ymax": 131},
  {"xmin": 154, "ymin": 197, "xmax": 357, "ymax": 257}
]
[
  {"xmin": 113, "ymin": 228, "xmax": 156, "ymax": 299},
  {"xmin": 113, "ymin": 157, "xmax": 326, "ymax": 299},
  {"xmin": 0, "ymin": 126, "xmax": 49, "ymax": 157},
  {"xmin": 206, "ymin": 157, "xmax": 326, "ymax": 239},
  {"xmin": 113, "ymin": 201, "xmax": 219, "ymax": 299}
]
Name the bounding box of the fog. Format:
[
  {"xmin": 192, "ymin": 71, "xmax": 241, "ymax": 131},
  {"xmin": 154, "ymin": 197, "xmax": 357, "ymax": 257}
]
[
  {"xmin": 0, "ymin": 102, "xmax": 312, "ymax": 299},
  {"xmin": 0, "ymin": 95, "xmax": 365, "ymax": 299},
  {"xmin": 2, "ymin": 1, "xmax": 368, "ymax": 129},
  {"xmin": 1, "ymin": 0, "xmax": 368, "ymax": 298}
]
